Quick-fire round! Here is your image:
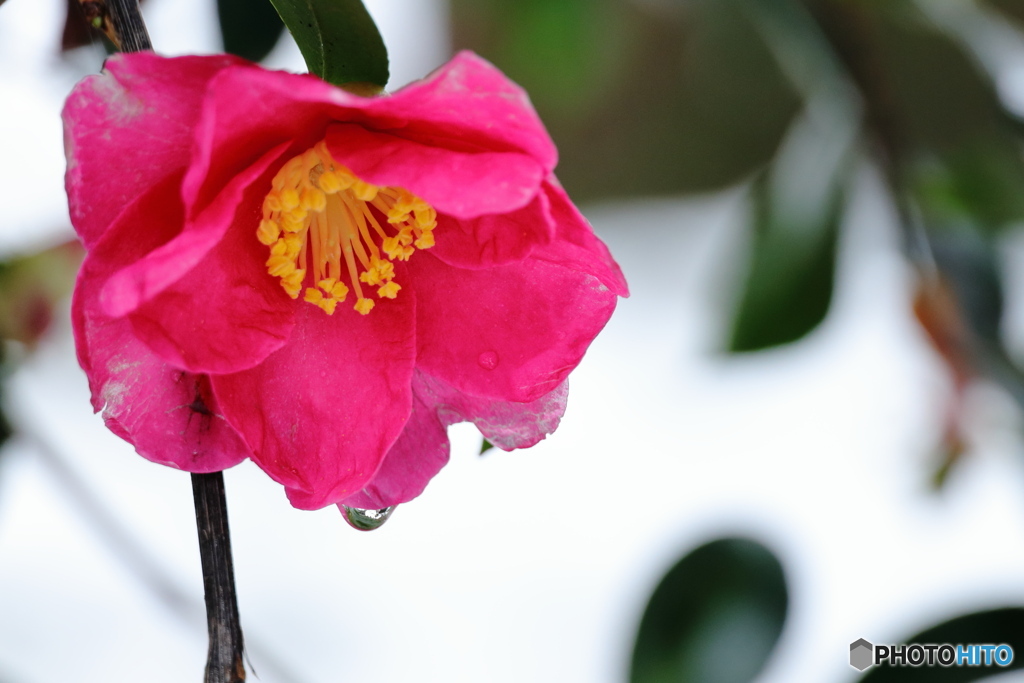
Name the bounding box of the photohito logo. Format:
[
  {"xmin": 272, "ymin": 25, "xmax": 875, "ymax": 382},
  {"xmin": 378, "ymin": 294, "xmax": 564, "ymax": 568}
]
[{"xmin": 850, "ymin": 639, "xmax": 1014, "ymax": 671}]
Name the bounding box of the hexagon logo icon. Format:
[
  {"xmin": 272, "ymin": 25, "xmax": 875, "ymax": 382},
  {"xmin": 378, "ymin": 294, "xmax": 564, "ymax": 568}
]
[{"xmin": 850, "ymin": 638, "xmax": 874, "ymax": 671}]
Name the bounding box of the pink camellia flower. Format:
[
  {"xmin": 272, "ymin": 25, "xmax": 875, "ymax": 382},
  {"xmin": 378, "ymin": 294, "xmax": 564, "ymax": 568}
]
[{"xmin": 63, "ymin": 51, "xmax": 627, "ymax": 515}]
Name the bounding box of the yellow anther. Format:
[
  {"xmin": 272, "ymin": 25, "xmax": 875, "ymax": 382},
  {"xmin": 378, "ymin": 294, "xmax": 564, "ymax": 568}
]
[
  {"xmin": 280, "ymin": 213, "xmax": 305, "ymax": 233},
  {"xmin": 282, "ymin": 269, "xmax": 305, "ymax": 290},
  {"xmin": 283, "ymin": 234, "xmax": 303, "ymax": 257},
  {"xmin": 414, "ymin": 231, "xmax": 435, "ymax": 249},
  {"xmin": 414, "ymin": 206, "xmax": 436, "ymax": 229},
  {"xmin": 266, "ymin": 256, "xmax": 295, "ymax": 277},
  {"xmin": 329, "ymin": 282, "xmax": 349, "ymax": 299},
  {"xmin": 352, "ymin": 180, "xmax": 378, "ymax": 202},
  {"xmin": 261, "ymin": 142, "xmax": 438, "ymax": 316},
  {"xmin": 257, "ymin": 219, "xmax": 280, "ymax": 246},
  {"xmin": 354, "ymin": 298, "xmax": 375, "ymax": 315},
  {"xmin": 381, "ymin": 236, "xmax": 399, "ymax": 257},
  {"xmin": 335, "ymin": 167, "xmax": 357, "ymax": 187},
  {"xmin": 391, "ymin": 190, "xmax": 415, "ymax": 211},
  {"xmin": 301, "ymin": 187, "xmax": 327, "ymax": 212},
  {"xmin": 359, "ymin": 258, "xmax": 395, "ymax": 286},
  {"xmin": 264, "ymin": 194, "xmax": 283, "ymax": 212},
  {"xmin": 318, "ymin": 172, "xmax": 339, "ymax": 194},
  {"xmin": 280, "ymin": 188, "xmax": 300, "ymax": 211},
  {"xmin": 377, "ymin": 281, "xmax": 401, "ymax": 299},
  {"xmin": 382, "ymin": 236, "xmax": 414, "ymax": 261}
]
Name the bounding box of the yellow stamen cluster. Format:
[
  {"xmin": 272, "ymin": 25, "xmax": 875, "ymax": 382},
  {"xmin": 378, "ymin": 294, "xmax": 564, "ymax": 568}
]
[{"xmin": 259, "ymin": 141, "xmax": 437, "ymax": 315}]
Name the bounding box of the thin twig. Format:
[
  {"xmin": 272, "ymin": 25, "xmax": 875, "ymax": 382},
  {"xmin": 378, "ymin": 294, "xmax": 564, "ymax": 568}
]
[
  {"xmin": 106, "ymin": 0, "xmax": 151, "ymax": 51},
  {"xmin": 94, "ymin": 3, "xmax": 244, "ymax": 681},
  {"xmin": 192, "ymin": 472, "xmax": 246, "ymax": 683},
  {"xmin": 75, "ymin": 0, "xmax": 151, "ymax": 52}
]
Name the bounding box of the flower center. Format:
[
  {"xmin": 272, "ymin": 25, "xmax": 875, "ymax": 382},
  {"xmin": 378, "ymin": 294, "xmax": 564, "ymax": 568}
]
[{"xmin": 258, "ymin": 141, "xmax": 437, "ymax": 315}]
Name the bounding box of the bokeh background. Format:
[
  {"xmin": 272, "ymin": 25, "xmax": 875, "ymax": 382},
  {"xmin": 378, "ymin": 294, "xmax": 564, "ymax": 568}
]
[{"xmin": 4, "ymin": 0, "xmax": 1024, "ymax": 681}]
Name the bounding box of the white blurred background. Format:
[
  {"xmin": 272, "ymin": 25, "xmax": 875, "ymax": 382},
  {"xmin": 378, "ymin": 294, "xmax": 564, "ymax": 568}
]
[{"xmin": 2, "ymin": 0, "xmax": 1024, "ymax": 681}]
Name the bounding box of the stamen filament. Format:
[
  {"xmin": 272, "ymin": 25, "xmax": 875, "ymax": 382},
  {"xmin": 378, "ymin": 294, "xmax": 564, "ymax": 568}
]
[{"xmin": 259, "ymin": 141, "xmax": 436, "ymax": 315}]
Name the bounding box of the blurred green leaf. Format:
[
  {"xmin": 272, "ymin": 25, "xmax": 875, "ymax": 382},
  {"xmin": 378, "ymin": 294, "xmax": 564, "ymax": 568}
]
[
  {"xmin": 728, "ymin": 102, "xmax": 853, "ymax": 352},
  {"xmin": 452, "ymin": 0, "xmax": 801, "ymax": 200},
  {"xmin": 981, "ymin": 0, "xmax": 1024, "ymax": 30},
  {"xmin": 811, "ymin": 0, "xmax": 1024, "ymax": 233},
  {"xmin": 218, "ymin": 0, "xmax": 285, "ymax": 63},
  {"xmin": 454, "ymin": 0, "xmax": 623, "ymax": 122},
  {"xmin": 885, "ymin": 13, "xmax": 1024, "ymax": 233},
  {"xmin": 479, "ymin": 438, "xmax": 494, "ymax": 455},
  {"xmin": 857, "ymin": 607, "xmax": 1024, "ymax": 682},
  {"xmin": 268, "ymin": 0, "xmax": 388, "ymax": 88},
  {"xmin": 913, "ymin": 144, "xmax": 1024, "ymax": 233},
  {"xmin": 728, "ymin": 170, "xmax": 844, "ymax": 352},
  {"xmin": 630, "ymin": 537, "xmax": 787, "ymax": 683}
]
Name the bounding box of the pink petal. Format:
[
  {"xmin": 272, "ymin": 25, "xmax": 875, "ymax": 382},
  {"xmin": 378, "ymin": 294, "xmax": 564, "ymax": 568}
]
[
  {"xmin": 325, "ymin": 124, "xmax": 544, "ymax": 218},
  {"xmin": 341, "ymin": 370, "xmax": 568, "ymax": 510},
  {"xmin": 417, "ymin": 372, "xmax": 569, "ymax": 451},
  {"xmin": 125, "ymin": 167, "xmax": 296, "ymax": 375},
  {"xmin": 88, "ymin": 146, "xmax": 296, "ymax": 375},
  {"xmin": 429, "ymin": 191, "xmax": 553, "ymax": 269},
  {"xmin": 379, "ymin": 51, "xmax": 558, "ymax": 173},
  {"xmin": 339, "ymin": 373, "xmax": 449, "ymax": 510},
  {"xmin": 410, "ymin": 252, "xmax": 618, "ymax": 403},
  {"xmin": 100, "ymin": 142, "xmax": 289, "ymax": 318},
  {"xmin": 210, "ymin": 293, "xmax": 417, "ymax": 510},
  {"xmin": 534, "ymin": 181, "xmax": 629, "ymax": 297},
  {"xmin": 72, "ymin": 194, "xmax": 250, "ymax": 473},
  {"xmin": 63, "ymin": 52, "xmax": 244, "ymax": 248},
  {"xmin": 181, "ymin": 66, "xmax": 343, "ymax": 214},
  {"xmin": 181, "ymin": 51, "xmax": 556, "ymax": 218}
]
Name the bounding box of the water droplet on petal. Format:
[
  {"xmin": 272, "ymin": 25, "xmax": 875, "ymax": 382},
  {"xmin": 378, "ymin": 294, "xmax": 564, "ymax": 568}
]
[
  {"xmin": 342, "ymin": 505, "xmax": 395, "ymax": 531},
  {"xmin": 477, "ymin": 351, "xmax": 499, "ymax": 370}
]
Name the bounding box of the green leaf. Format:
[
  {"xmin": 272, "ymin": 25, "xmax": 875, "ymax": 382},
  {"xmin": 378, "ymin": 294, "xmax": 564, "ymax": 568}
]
[
  {"xmin": 728, "ymin": 105, "xmax": 854, "ymax": 352},
  {"xmin": 728, "ymin": 176, "xmax": 844, "ymax": 352},
  {"xmin": 818, "ymin": 0, "xmax": 1024, "ymax": 234},
  {"xmin": 218, "ymin": 0, "xmax": 285, "ymax": 63},
  {"xmin": 980, "ymin": 0, "xmax": 1024, "ymax": 32},
  {"xmin": 630, "ymin": 537, "xmax": 788, "ymax": 683},
  {"xmin": 857, "ymin": 607, "xmax": 1024, "ymax": 682},
  {"xmin": 479, "ymin": 438, "xmax": 494, "ymax": 455},
  {"xmin": 268, "ymin": 0, "xmax": 388, "ymax": 88},
  {"xmin": 451, "ymin": 0, "xmax": 801, "ymax": 201}
]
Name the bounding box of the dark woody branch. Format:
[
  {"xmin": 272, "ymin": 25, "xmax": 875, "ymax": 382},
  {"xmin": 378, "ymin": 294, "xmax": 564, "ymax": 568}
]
[{"xmin": 75, "ymin": 0, "xmax": 152, "ymax": 52}]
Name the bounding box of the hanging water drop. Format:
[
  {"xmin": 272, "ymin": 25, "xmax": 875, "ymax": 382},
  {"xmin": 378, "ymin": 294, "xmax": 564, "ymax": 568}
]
[
  {"xmin": 477, "ymin": 350, "xmax": 499, "ymax": 370},
  {"xmin": 342, "ymin": 505, "xmax": 395, "ymax": 531}
]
